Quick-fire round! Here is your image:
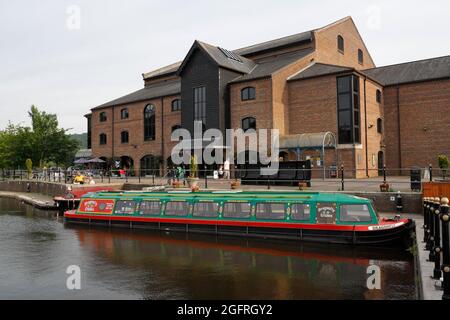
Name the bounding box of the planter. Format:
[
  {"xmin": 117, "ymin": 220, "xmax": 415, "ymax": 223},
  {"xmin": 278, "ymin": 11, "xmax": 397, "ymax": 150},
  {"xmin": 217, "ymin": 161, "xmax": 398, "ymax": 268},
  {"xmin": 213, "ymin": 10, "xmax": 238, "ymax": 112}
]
[
  {"xmin": 298, "ymin": 181, "xmax": 308, "ymax": 191},
  {"xmin": 187, "ymin": 177, "xmax": 199, "ymax": 189},
  {"xmin": 379, "ymin": 182, "xmax": 390, "ymax": 192},
  {"xmin": 231, "ymin": 180, "xmax": 241, "ymax": 190}
]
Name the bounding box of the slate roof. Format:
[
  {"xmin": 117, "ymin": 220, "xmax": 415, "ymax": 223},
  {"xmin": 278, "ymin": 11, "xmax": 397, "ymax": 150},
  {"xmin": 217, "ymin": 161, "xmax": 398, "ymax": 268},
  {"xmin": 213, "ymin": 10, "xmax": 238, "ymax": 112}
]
[
  {"xmin": 177, "ymin": 41, "xmax": 256, "ymax": 75},
  {"xmin": 93, "ymin": 80, "xmax": 181, "ymax": 110},
  {"xmin": 229, "ymin": 48, "xmax": 314, "ymax": 83},
  {"xmin": 363, "ymin": 55, "xmax": 450, "ymax": 86},
  {"xmin": 288, "ymin": 63, "xmax": 354, "ymax": 81}
]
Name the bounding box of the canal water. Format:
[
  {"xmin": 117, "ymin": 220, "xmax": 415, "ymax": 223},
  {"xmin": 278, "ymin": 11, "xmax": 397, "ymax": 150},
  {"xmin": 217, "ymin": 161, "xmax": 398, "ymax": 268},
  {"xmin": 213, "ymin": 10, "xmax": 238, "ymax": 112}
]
[{"xmin": 0, "ymin": 197, "xmax": 418, "ymax": 300}]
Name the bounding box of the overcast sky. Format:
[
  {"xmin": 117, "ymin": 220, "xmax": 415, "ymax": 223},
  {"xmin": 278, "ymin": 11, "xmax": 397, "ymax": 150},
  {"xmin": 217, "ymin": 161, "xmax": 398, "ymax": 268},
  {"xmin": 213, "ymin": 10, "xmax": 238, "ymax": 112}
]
[{"xmin": 0, "ymin": 0, "xmax": 449, "ymax": 133}]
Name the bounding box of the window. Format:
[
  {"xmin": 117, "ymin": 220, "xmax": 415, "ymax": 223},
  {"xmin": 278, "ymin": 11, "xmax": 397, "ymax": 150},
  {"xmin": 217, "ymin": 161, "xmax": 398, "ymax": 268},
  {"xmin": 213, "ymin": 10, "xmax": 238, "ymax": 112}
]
[
  {"xmin": 242, "ymin": 117, "xmax": 256, "ymax": 132},
  {"xmin": 255, "ymin": 203, "xmax": 285, "ymax": 220},
  {"xmin": 139, "ymin": 201, "xmax": 161, "ymax": 216},
  {"xmin": 171, "ymin": 125, "xmax": 181, "ymax": 133},
  {"xmin": 337, "ymin": 35, "xmax": 344, "ymax": 53},
  {"xmin": 358, "ymin": 49, "xmax": 364, "ymax": 64},
  {"xmin": 337, "ymin": 75, "xmax": 360, "ymax": 144},
  {"xmin": 241, "ymin": 87, "xmax": 256, "ymax": 101},
  {"xmin": 291, "ymin": 203, "xmax": 311, "ymax": 221},
  {"xmin": 171, "ymin": 99, "xmax": 181, "ymax": 112},
  {"xmin": 340, "ymin": 204, "xmax": 372, "ymax": 222},
  {"xmin": 99, "ymin": 112, "xmax": 107, "ymax": 122},
  {"xmin": 114, "ymin": 200, "xmax": 137, "ymax": 215},
  {"xmin": 165, "ymin": 201, "xmax": 189, "ymax": 217},
  {"xmin": 120, "ymin": 108, "xmax": 129, "ymax": 119},
  {"xmin": 194, "ymin": 86, "xmax": 206, "ymax": 125},
  {"xmin": 376, "ymin": 89, "xmax": 382, "ymax": 103},
  {"xmin": 223, "ymin": 202, "xmax": 252, "ymax": 219},
  {"xmin": 121, "ymin": 131, "xmax": 129, "ymax": 144},
  {"xmin": 193, "ymin": 202, "xmax": 219, "ymax": 218},
  {"xmin": 377, "ymin": 118, "xmax": 383, "ymax": 134},
  {"xmin": 144, "ymin": 104, "xmax": 156, "ymax": 141},
  {"xmin": 99, "ymin": 133, "xmax": 107, "ymax": 145}
]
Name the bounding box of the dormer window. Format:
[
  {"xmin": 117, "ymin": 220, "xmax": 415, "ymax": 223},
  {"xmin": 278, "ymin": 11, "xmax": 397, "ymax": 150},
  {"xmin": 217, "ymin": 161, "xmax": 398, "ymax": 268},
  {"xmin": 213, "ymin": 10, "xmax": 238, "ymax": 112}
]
[
  {"xmin": 241, "ymin": 87, "xmax": 256, "ymax": 101},
  {"xmin": 337, "ymin": 35, "xmax": 344, "ymax": 53}
]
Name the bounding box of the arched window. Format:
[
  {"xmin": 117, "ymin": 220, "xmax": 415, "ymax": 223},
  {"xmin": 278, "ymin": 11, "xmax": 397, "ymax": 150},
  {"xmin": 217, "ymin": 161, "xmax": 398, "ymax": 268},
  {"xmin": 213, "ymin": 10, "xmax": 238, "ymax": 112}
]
[
  {"xmin": 99, "ymin": 133, "xmax": 107, "ymax": 145},
  {"xmin": 121, "ymin": 131, "xmax": 129, "ymax": 144},
  {"xmin": 377, "ymin": 118, "xmax": 383, "ymax": 134},
  {"xmin": 337, "ymin": 35, "xmax": 344, "ymax": 53},
  {"xmin": 241, "ymin": 87, "xmax": 256, "ymax": 101},
  {"xmin": 144, "ymin": 104, "xmax": 155, "ymax": 141},
  {"xmin": 99, "ymin": 112, "xmax": 107, "ymax": 122},
  {"xmin": 358, "ymin": 49, "xmax": 364, "ymax": 64},
  {"xmin": 171, "ymin": 99, "xmax": 181, "ymax": 112},
  {"xmin": 376, "ymin": 89, "xmax": 382, "ymax": 103},
  {"xmin": 242, "ymin": 117, "xmax": 256, "ymax": 132},
  {"xmin": 120, "ymin": 108, "xmax": 129, "ymax": 119},
  {"xmin": 171, "ymin": 125, "xmax": 181, "ymax": 133}
]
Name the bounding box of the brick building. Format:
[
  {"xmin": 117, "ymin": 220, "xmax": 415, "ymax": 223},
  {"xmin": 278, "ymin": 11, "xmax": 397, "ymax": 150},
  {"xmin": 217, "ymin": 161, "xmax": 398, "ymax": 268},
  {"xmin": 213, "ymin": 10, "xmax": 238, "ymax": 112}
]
[{"xmin": 86, "ymin": 17, "xmax": 450, "ymax": 178}]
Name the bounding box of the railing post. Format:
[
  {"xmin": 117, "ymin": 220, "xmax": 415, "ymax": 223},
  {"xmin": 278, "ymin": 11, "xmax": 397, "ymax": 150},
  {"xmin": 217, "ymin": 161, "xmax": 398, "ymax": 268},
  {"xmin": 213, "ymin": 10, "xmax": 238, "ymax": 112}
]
[
  {"xmin": 205, "ymin": 173, "xmax": 208, "ymax": 189},
  {"xmin": 433, "ymin": 198, "xmax": 443, "ymax": 279},
  {"xmin": 423, "ymin": 197, "xmax": 429, "ymax": 243},
  {"xmin": 440, "ymin": 197, "xmax": 450, "ymax": 300},
  {"xmin": 138, "ymin": 169, "xmax": 141, "ymax": 184},
  {"xmin": 383, "ymin": 165, "xmax": 387, "ymax": 184},
  {"xmin": 429, "ymin": 198, "xmax": 439, "ymax": 261},
  {"xmin": 429, "ymin": 164, "xmax": 433, "ymax": 182},
  {"xmin": 152, "ymin": 171, "xmax": 155, "ymax": 185},
  {"xmin": 340, "ymin": 164, "xmax": 345, "ymax": 191}
]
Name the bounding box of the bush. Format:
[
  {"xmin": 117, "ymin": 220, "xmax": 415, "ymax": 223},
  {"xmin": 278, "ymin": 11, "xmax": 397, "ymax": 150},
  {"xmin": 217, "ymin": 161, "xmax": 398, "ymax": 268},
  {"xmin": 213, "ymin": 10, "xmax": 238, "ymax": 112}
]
[{"xmin": 438, "ymin": 155, "xmax": 449, "ymax": 179}]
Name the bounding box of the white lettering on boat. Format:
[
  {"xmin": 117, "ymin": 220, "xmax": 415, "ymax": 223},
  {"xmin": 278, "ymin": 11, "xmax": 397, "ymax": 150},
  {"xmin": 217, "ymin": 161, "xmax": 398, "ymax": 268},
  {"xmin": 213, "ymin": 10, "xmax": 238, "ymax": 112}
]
[{"xmin": 368, "ymin": 222, "xmax": 404, "ymax": 231}]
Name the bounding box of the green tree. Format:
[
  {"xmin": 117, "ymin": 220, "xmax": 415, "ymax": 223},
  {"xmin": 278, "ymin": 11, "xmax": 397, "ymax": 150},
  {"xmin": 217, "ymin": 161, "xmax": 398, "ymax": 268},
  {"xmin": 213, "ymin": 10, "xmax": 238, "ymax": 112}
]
[{"xmin": 438, "ymin": 154, "xmax": 449, "ymax": 179}]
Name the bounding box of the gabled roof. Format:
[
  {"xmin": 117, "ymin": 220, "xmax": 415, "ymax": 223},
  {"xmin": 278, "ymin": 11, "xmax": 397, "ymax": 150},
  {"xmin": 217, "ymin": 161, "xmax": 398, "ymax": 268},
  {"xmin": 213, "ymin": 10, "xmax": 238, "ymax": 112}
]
[
  {"xmin": 142, "ymin": 61, "xmax": 181, "ymax": 80},
  {"xmin": 176, "ymin": 41, "xmax": 256, "ymax": 76},
  {"xmin": 288, "ymin": 62, "xmax": 354, "ymax": 81},
  {"xmin": 93, "ymin": 80, "xmax": 180, "ymax": 110},
  {"xmin": 363, "ymin": 55, "xmax": 450, "ymax": 86},
  {"xmin": 229, "ymin": 48, "xmax": 314, "ymax": 84}
]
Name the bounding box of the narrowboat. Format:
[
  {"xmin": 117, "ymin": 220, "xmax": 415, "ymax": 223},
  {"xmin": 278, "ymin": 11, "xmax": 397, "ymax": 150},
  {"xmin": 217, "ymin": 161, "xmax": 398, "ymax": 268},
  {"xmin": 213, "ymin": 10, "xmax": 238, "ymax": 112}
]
[{"xmin": 64, "ymin": 191, "xmax": 415, "ymax": 246}]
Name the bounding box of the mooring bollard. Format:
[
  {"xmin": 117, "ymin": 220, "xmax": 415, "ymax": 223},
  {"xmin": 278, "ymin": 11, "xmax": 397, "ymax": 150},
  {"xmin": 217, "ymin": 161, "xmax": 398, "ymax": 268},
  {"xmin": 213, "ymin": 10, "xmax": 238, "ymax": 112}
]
[
  {"xmin": 433, "ymin": 198, "xmax": 443, "ymax": 279},
  {"xmin": 440, "ymin": 198, "xmax": 450, "ymax": 300},
  {"xmin": 396, "ymin": 192, "xmax": 403, "ymax": 213},
  {"xmin": 429, "ymin": 198, "xmax": 440, "ymax": 261},
  {"xmin": 424, "ymin": 197, "xmax": 429, "ymax": 243},
  {"xmin": 429, "ymin": 164, "xmax": 433, "ymax": 182},
  {"xmin": 340, "ymin": 165, "xmax": 345, "ymax": 191},
  {"xmin": 426, "ymin": 198, "xmax": 436, "ymax": 252}
]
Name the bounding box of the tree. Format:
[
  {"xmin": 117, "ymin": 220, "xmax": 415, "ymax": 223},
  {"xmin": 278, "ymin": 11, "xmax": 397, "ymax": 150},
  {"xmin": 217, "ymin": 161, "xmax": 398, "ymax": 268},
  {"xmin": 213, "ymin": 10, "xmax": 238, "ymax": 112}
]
[{"xmin": 438, "ymin": 155, "xmax": 449, "ymax": 179}]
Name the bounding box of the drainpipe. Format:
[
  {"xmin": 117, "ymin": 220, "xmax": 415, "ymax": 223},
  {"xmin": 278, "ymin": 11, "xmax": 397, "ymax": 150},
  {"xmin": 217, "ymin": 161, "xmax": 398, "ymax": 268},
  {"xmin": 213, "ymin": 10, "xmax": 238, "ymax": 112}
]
[
  {"xmin": 161, "ymin": 97, "xmax": 165, "ymax": 176},
  {"xmin": 364, "ymin": 77, "xmax": 369, "ymax": 177},
  {"xmin": 396, "ymin": 85, "xmax": 402, "ymax": 174},
  {"xmin": 112, "ymin": 106, "xmax": 115, "ymax": 164}
]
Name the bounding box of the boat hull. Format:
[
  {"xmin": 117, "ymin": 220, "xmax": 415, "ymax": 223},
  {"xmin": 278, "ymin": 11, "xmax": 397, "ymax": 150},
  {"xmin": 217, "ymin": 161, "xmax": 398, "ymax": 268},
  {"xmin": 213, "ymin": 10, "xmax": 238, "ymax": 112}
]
[{"xmin": 64, "ymin": 213, "xmax": 415, "ymax": 247}]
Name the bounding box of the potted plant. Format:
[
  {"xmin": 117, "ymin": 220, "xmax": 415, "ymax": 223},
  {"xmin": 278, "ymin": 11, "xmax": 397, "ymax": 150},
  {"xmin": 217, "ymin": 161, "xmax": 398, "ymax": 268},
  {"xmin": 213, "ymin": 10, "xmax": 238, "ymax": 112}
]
[
  {"xmin": 231, "ymin": 178, "xmax": 241, "ymax": 190},
  {"xmin": 186, "ymin": 155, "xmax": 199, "ymax": 188},
  {"xmin": 379, "ymin": 181, "xmax": 390, "ymax": 192},
  {"xmin": 438, "ymin": 154, "xmax": 449, "ymax": 180}
]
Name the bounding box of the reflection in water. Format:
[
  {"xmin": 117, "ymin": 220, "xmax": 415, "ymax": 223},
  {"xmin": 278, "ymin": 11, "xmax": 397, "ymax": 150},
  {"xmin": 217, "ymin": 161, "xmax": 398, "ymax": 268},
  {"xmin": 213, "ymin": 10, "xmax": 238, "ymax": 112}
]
[{"xmin": 0, "ymin": 197, "xmax": 418, "ymax": 300}]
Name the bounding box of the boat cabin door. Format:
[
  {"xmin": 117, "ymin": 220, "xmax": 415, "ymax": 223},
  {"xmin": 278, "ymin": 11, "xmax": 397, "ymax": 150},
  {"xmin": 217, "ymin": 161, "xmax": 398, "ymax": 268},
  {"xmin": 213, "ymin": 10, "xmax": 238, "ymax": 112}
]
[{"xmin": 316, "ymin": 203, "xmax": 337, "ymax": 224}]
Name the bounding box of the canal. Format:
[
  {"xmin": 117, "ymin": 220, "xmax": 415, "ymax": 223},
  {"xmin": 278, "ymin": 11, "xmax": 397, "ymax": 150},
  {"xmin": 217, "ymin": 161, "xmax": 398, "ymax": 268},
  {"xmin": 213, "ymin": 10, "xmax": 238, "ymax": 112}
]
[{"xmin": 0, "ymin": 197, "xmax": 418, "ymax": 300}]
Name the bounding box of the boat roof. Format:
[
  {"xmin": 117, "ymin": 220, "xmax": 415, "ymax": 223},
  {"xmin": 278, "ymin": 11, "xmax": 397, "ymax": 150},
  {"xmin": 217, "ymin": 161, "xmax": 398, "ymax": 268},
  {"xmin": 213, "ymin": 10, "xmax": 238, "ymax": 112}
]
[{"xmin": 81, "ymin": 191, "xmax": 371, "ymax": 204}]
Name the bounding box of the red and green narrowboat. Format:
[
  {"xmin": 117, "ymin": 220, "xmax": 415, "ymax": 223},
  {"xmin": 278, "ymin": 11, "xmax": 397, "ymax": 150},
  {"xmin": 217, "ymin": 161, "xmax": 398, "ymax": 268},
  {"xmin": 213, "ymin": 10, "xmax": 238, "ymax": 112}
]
[{"xmin": 64, "ymin": 191, "xmax": 415, "ymax": 246}]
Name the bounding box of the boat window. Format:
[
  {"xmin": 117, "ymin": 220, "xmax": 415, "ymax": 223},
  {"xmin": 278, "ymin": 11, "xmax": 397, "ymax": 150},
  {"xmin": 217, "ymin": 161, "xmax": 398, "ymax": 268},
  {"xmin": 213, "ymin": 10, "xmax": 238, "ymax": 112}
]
[
  {"xmin": 193, "ymin": 202, "xmax": 219, "ymax": 218},
  {"xmin": 139, "ymin": 201, "xmax": 161, "ymax": 216},
  {"xmin": 114, "ymin": 200, "xmax": 137, "ymax": 215},
  {"xmin": 291, "ymin": 203, "xmax": 311, "ymax": 221},
  {"xmin": 165, "ymin": 201, "xmax": 189, "ymax": 217},
  {"xmin": 340, "ymin": 204, "xmax": 372, "ymax": 222},
  {"xmin": 255, "ymin": 203, "xmax": 285, "ymax": 220},
  {"xmin": 223, "ymin": 202, "xmax": 252, "ymax": 219}
]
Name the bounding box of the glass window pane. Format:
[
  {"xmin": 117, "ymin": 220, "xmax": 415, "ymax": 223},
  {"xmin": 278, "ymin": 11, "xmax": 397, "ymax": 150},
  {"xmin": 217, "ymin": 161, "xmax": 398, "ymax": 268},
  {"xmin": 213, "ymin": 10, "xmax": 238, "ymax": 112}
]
[
  {"xmin": 291, "ymin": 203, "xmax": 311, "ymax": 221},
  {"xmin": 353, "ymin": 76, "xmax": 360, "ymax": 93},
  {"xmin": 165, "ymin": 201, "xmax": 189, "ymax": 217},
  {"xmin": 340, "ymin": 204, "xmax": 372, "ymax": 222},
  {"xmin": 255, "ymin": 203, "xmax": 285, "ymax": 220},
  {"xmin": 337, "ymin": 76, "xmax": 350, "ymax": 93},
  {"xmin": 114, "ymin": 200, "xmax": 137, "ymax": 215},
  {"xmin": 338, "ymin": 94, "xmax": 351, "ymax": 110},
  {"xmin": 338, "ymin": 110, "xmax": 351, "ymax": 127},
  {"xmin": 193, "ymin": 202, "xmax": 219, "ymax": 218},
  {"xmin": 139, "ymin": 201, "xmax": 161, "ymax": 215},
  {"xmin": 223, "ymin": 202, "xmax": 252, "ymax": 219},
  {"xmin": 338, "ymin": 128, "xmax": 352, "ymax": 144}
]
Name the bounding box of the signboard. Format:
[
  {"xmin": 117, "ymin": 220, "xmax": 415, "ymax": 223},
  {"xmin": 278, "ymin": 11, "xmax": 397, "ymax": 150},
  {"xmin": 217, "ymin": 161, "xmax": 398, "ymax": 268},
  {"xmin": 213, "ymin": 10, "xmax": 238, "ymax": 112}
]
[
  {"xmin": 316, "ymin": 203, "xmax": 336, "ymax": 224},
  {"xmin": 78, "ymin": 199, "xmax": 115, "ymax": 215}
]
